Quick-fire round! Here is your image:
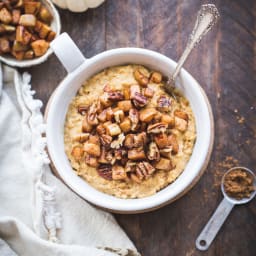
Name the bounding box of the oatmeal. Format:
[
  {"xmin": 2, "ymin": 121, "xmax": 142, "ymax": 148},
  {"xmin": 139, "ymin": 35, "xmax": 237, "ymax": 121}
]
[{"xmin": 64, "ymin": 65, "xmax": 196, "ymax": 198}]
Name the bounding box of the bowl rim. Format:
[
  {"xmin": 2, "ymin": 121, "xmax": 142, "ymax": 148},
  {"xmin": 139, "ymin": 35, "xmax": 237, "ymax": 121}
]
[
  {"xmin": 46, "ymin": 47, "xmax": 214, "ymax": 213},
  {"xmin": 0, "ymin": 0, "xmax": 61, "ymax": 68}
]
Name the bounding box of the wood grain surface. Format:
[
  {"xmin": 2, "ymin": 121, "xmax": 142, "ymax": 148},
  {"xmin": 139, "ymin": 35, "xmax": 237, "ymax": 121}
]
[{"xmin": 24, "ymin": 0, "xmax": 256, "ymax": 255}]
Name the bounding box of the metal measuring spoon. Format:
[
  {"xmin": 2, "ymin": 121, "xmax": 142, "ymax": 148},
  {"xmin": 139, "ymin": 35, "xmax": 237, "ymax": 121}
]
[
  {"xmin": 196, "ymin": 166, "xmax": 256, "ymax": 251},
  {"xmin": 165, "ymin": 4, "xmax": 220, "ymax": 98}
]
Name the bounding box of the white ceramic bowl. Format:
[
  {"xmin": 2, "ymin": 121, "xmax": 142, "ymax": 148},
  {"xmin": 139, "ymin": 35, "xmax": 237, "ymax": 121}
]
[
  {"xmin": 0, "ymin": 0, "xmax": 61, "ymax": 68},
  {"xmin": 46, "ymin": 33, "xmax": 214, "ymax": 213}
]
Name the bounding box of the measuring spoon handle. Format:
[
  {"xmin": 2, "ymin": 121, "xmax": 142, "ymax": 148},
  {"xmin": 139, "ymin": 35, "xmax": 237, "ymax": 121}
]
[{"xmin": 196, "ymin": 198, "xmax": 234, "ymax": 251}]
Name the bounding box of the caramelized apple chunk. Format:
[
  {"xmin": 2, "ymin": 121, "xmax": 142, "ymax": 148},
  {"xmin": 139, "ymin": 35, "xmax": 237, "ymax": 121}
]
[
  {"xmin": 71, "ymin": 146, "xmax": 84, "ymax": 161},
  {"xmin": 139, "ymin": 108, "xmax": 157, "ymax": 123},
  {"xmin": 84, "ymin": 142, "xmax": 101, "ymax": 157},
  {"xmin": 31, "ymin": 39, "xmax": 49, "ymax": 56},
  {"xmin": 134, "ymin": 69, "xmax": 149, "ymax": 87},
  {"xmin": 112, "ymin": 165, "xmax": 127, "ymax": 180}
]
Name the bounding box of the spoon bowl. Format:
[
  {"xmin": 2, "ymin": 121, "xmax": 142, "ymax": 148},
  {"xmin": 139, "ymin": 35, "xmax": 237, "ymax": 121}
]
[{"xmin": 221, "ymin": 166, "xmax": 256, "ymax": 205}]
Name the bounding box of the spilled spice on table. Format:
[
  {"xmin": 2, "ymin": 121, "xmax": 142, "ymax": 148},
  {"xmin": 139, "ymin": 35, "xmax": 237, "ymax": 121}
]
[
  {"xmin": 214, "ymin": 156, "xmax": 239, "ymax": 188},
  {"xmin": 202, "ymin": 156, "xmax": 240, "ymax": 202},
  {"xmin": 236, "ymin": 116, "xmax": 245, "ymax": 124}
]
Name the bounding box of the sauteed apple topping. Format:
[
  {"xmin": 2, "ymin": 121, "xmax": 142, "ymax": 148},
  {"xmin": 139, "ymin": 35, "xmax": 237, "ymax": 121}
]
[
  {"xmin": 0, "ymin": 0, "xmax": 56, "ymax": 60},
  {"xmin": 70, "ymin": 68, "xmax": 190, "ymax": 184}
]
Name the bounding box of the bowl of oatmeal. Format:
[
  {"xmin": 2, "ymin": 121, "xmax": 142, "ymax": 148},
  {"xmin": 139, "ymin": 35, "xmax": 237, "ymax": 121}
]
[{"xmin": 46, "ymin": 33, "xmax": 214, "ymax": 213}]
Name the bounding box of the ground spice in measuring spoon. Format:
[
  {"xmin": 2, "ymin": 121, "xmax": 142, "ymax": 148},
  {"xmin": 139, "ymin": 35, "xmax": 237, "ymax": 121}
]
[
  {"xmin": 223, "ymin": 168, "xmax": 255, "ymax": 200},
  {"xmin": 196, "ymin": 167, "xmax": 256, "ymax": 251}
]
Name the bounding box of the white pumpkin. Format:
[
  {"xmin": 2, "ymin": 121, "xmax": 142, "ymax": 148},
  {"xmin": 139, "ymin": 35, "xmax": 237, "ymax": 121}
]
[{"xmin": 52, "ymin": 0, "xmax": 105, "ymax": 12}]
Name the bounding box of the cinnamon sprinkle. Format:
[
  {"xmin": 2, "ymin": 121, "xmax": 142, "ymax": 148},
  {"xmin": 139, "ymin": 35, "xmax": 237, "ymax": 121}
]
[{"xmin": 214, "ymin": 156, "xmax": 239, "ymax": 188}]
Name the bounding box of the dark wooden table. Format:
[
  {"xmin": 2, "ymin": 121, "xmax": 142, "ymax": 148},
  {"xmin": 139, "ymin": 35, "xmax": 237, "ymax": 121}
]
[{"xmin": 25, "ymin": 1, "xmax": 256, "ymax": 255}]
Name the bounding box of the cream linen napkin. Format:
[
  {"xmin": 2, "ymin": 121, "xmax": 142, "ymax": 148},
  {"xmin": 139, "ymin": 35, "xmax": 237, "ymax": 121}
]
[{"xmin": 0, "ymin": 64, "xmax": 140, "ymax": 256}]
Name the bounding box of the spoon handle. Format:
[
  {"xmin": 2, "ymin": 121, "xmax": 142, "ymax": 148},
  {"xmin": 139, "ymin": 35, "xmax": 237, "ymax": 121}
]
[
  {"xmin": 170, "ymin": 4, "xmax": 219, "ymax": 82},
  {"xmin": 196, "ymin": 198, "xmax": 234, "ymax": 251}
]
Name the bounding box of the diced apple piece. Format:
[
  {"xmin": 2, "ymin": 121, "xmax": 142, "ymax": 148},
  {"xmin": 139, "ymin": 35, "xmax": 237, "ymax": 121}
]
[
  {"xmin": 0, "ymin": 24, "xmax": 15, "ymax": 34},
  {"xmin": 112, "ymin": 165, "xmax": 127, "ymax": 180},
  {"xmin": 174, "ymin": 110, "xmax": 189, "ymax": 121},
  {"xmin": 120, "ymin": 118, "xmax": 131, "ymax": 133},
  {"xmin": 71, "ymin": 146, "xmax": 84, "ymax": 161},
  {"xmin": 85, "ymin": 155, "xmax": 99, "ymax": 168},
  {"xmin": 38, "ymin": 6, "xmax": 53, "ymax": 24},
  {"xmin": 161, "ymin": 114, "xmax": 175, "ymax": 127},
  {"xmin": 0, "ymin": 38, "xmax": 10, "ymax": 53},
  {"xmin": 128, "ymin": 148, "xmax": 146, "ymax": 160},
  {"xmin": 167, "ymin": 134, "xmax": 179, "ymax": 155},
  {"xmin": 105, "ymin": 107, "xmax": 114, "ymax": 121},
  {"xmin": 16, "ymin": 26, "xmax": 25, "ymax": 43},
  {"xmin": 97, "ymin": 109, "xmax": 107, "ymax": 123},
  {"xmin": 31, "ymin": 39, "xmax": 49, "ymax": 56},
  {"xmin": 34, "ymin": 20, "xmax": 42, "ymax": 33},
  {"xmin": 0, "ymin": 8, "xmax": 12, "ymax": 24},
  {"xmin": 134, "ymin": 69, "xmax": 149, "ymax": 87},
  {"xmin": 154, "ymin": 133, "xmax": 168, "ymax": 149},
  {"xmin": 139, "ymin": 108, "xmax": 157, "ymax": 123},
  {"xmin": 117, "ymin": 100, "xmax": 132, "ymax": 112},
  {"xmin": 123, "ymin": 87, "xmax": 130, "ymax": 100},
  {"xmin": 150, "ymin": 72, "xmax": 162, "ymax": 83},
  {"xmin": 46, "ymin": 30, "xmax": 56, "ymax": 42},
  {"xmin": 19, "ymin": 14, "xmax": 36, "ymax": 27},
  {"xmin": 24, "ymin": 2, "xmax": 41, "ymax": 15},
  {"xmin": 38, "ymin": 23, "xmax": 51, "ymax": 39},
  {"xmin": 83, "ymin": 142, "xmax": 101, "ymax": 157},
  {"xmin": 16, "ymin": 25, "xmax": 31, "ymax": 45},
  {"xmin": 175, "ymin": 117, "xmax": 188, "ymax": 132},
  {"xmin": 88, "ymin": 135, "xmax": 100, "ymax": 144},
  {"xmin": 105, "ymin": 123, "xmax": 121, "ymax": 136},
  {"xmin": 82, "ymin": 114, "xmax": 93, "ymax": 133}
]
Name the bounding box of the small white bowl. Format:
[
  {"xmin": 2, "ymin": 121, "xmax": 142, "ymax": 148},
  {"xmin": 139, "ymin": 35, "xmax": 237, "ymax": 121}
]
[
  {"xmin": 52, "ymin": 0, "xmax": 105, "ymax": 13},
  {"xmin": 0, "ymin": 0, "xmax": 61, "ymax": 68},
  {"xmin": 46, "ymin": 33, "xmax": 214, "ymax": 213}
]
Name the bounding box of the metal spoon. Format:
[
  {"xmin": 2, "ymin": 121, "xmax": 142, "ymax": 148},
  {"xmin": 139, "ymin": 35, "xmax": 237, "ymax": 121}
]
[
  {"xmin": 196, "ymin": 167, "xmax": 256, "ymax": 251},
  {"xmin": 165, "ymin": 4, "xmax": 220, "ymax": 98}
]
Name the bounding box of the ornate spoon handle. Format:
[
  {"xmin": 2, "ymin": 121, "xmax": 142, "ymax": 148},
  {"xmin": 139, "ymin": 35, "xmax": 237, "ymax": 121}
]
[{"xmin": 168, "ymin": 4, "xmax": 220, "ymax": 85}]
